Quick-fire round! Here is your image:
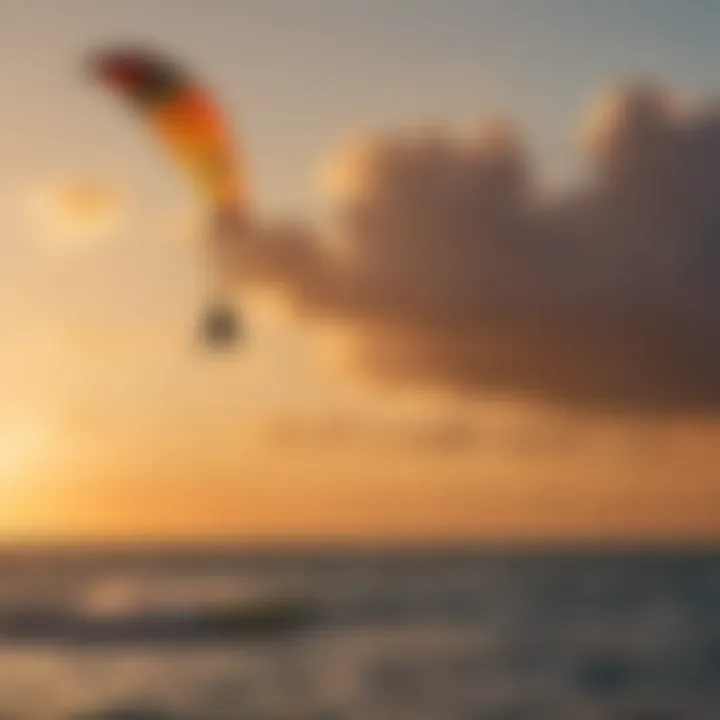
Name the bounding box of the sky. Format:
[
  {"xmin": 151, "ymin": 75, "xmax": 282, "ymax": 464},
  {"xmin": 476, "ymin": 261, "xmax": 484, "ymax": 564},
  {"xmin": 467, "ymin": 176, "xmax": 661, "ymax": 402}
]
[{"xmin": 1, "ymin": 0, "xmax": 720, "ymax": 542}]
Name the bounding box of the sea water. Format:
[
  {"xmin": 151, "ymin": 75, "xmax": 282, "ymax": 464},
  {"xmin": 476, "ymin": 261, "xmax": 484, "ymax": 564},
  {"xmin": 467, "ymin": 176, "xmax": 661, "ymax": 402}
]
[{"xmin": 0, "ymin": 547, "xmax": 716, "ymax": 719}]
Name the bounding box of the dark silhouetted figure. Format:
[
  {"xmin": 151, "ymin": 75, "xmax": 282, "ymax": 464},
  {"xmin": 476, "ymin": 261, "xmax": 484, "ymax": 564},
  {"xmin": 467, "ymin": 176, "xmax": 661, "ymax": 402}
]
[{"xmin": 201, "ymin": 303, "xmax": 242, "ymax": 349}]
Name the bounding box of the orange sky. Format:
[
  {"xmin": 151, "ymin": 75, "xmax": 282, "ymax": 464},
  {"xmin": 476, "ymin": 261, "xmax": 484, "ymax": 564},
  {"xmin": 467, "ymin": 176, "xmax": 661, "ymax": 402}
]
[{"xmin": 1, "ymin": 1, "xmax": 720, "ymax": 542}]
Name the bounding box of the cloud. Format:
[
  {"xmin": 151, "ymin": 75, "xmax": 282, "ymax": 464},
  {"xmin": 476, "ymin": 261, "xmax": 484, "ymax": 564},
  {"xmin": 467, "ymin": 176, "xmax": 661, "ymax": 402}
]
[
  {"xmin": 255, "ymin": 410, "xmax": 480, "ymax": 456},
  {"xmin": 233, "ymin": 84, "xmax": 720, "ymax": 414},
  {"xmin": 25, "ymin": 177, "xmax": 126, "ymax": 249}
]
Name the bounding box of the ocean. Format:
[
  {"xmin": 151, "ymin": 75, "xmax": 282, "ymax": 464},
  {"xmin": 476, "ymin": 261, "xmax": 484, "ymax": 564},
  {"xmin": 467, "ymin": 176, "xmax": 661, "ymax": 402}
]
[{"xmin": 0, "ymin": 547, "xmax": 716, "ymax": 719}]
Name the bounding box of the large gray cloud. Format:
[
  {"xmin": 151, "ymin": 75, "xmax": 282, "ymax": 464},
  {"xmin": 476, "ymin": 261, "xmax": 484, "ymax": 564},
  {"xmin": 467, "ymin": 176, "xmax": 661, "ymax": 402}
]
[{"xmin": 233, "ymin": 85, "xmax": 720, "ymax": 414}]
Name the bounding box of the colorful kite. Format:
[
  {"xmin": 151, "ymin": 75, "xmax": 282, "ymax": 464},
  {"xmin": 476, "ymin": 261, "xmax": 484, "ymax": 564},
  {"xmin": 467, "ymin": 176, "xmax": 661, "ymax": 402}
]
[{"xmin": 88, "ymin": 46, "xmax": 247, "ymax": 347}]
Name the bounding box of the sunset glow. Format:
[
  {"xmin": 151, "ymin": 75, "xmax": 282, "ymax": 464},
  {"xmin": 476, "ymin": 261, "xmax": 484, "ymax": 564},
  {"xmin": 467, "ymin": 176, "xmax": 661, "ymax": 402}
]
[{"xmin": 0, "ymin": 0, "xmax": 719, "ymax": 542}]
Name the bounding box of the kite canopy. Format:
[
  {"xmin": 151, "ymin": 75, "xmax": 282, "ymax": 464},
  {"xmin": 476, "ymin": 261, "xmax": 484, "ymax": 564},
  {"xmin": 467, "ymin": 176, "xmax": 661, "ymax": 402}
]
[{"xmin": 88, "ymin": 47, "xmax": 247, "ymax": 219}]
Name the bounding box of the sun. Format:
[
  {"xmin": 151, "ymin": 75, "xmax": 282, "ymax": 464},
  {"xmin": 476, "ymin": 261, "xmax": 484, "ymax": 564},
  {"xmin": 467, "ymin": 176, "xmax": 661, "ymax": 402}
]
[{"xmin": 0, "ymin": 418, "xmax": 50, "ymax": 482}]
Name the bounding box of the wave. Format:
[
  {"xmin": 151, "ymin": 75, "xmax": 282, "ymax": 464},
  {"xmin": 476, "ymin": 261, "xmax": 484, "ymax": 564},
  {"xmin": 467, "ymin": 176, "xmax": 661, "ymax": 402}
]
[{"xmin": 0, "ymin": 596, "xmax": 317, "ymax": 645}]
